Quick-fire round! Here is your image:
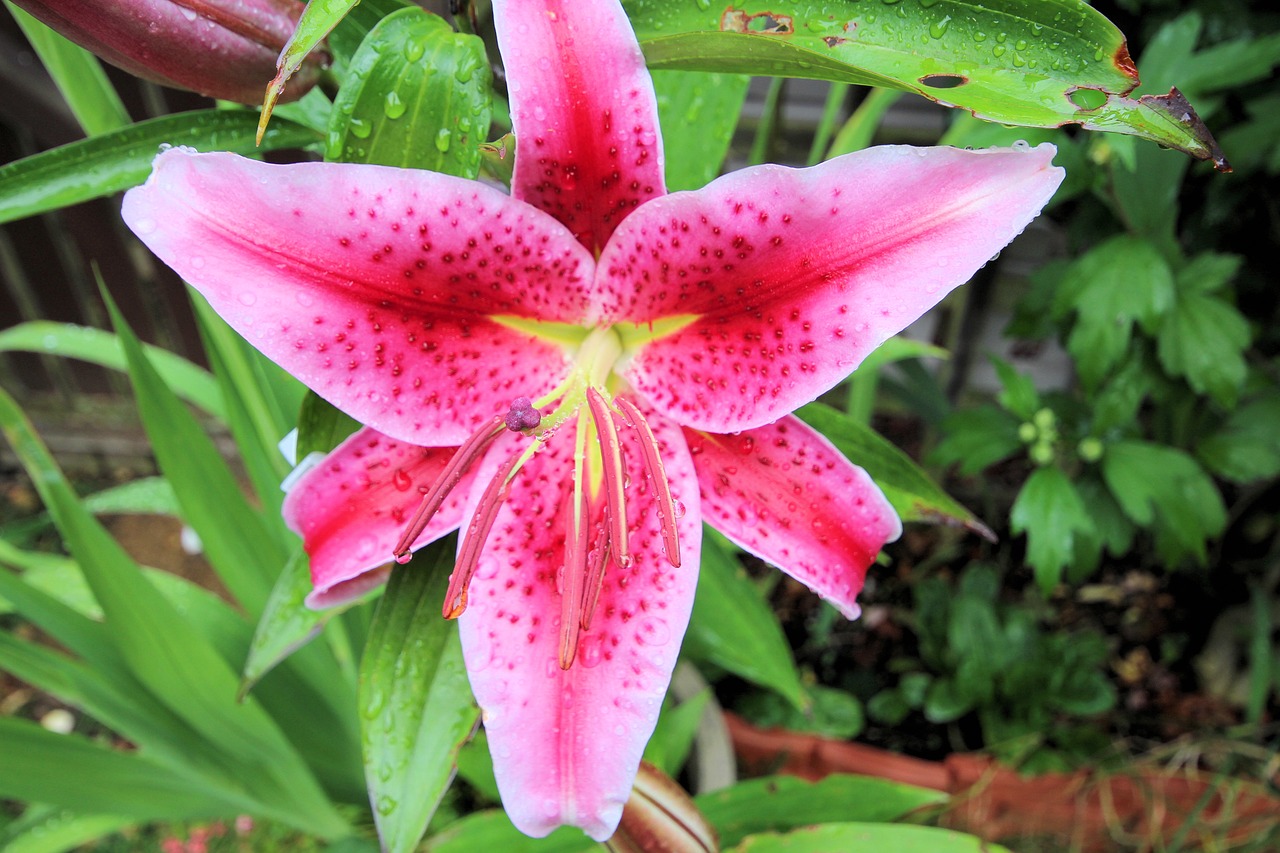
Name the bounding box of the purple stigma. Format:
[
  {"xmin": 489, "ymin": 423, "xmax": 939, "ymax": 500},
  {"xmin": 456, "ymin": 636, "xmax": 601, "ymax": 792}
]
[{"xmin": 504, "ymin": 396, "xmax": 542, "ymax": 432}]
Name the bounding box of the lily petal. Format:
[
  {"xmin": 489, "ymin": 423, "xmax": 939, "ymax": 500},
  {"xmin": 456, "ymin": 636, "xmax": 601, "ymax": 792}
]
[
  {"xmin": 458, "ymin": 416, "xmax": 701, "ymax": 840},
  {"xmin": 603, "ymin": 144, "xmax": 1064, "ymax": 432},
  {"xmin": 495, "ymin": 0, "xmax": 665, "ymax": 255},
  {"xmin": 123, "ymin": 149, "xmax": 593, "ymax": 445},
  {"xmin": 283, "ymin": 427, "xmax": 469, "ymax": 608},
  {"xmin": 685, "ymin": 415, "xmax": 900, "ymax": 619}
]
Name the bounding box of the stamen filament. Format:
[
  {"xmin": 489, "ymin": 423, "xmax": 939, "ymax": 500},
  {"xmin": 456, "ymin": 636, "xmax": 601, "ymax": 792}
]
[
  {"xmin": 443, "ymin": 449, "xmax": 522, "ymax": 619},
  {"xmin": 559, "ymin": 473, "xmax": 591, "ymax": 669},
  {"xmin": 615, "ymin": 397, "xmax": 681, "ymax": 568},
  {"xmin": 586, "ymin": 387, "xmax": 630, "ymax": 569},
  {"xmin": 580, "ymin": 523, "xmax": 610, "ymax": 631},
  {"xmin": 393, "ymin": 415, "xmax": 505, "ymax": 560}
]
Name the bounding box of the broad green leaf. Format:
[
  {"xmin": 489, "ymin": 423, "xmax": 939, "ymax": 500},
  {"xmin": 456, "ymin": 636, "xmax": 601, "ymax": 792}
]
[
  {"xmin": 1156, "ymin": 290, "xmax": 1250, "ymax": 408},
  {"xmin": 653, "ymin": 70, "xmax": 750, "ymax": 190},
  {"xmin": 362, "ymin": 540, "xmax": 479, "ymax": 853},
  {"xmin": 328, "ymin": 0, "xmax": 414, "ymax": 70},
  {"xmin": 259, "ymin": 0, "xmax": 358, "ymax": 140},
  {"xmin": 1101, "ymin": 440, "xmax": 1226, "ymax": 565},
  {"xmin": 930, "ymin": 406, "xmax": 1022, "ymax": 475},
  {"xmin": 728, "ymin": 822, "xmax": 1009, "ymax": 853},
  {"xmin": 738, "ymin": 684, "xmax": 864, "ymax": 739},
  {"xmin": 626, "ymin": 0, "xmax": 1225, "ymax": 167},
  {"xmin": 1057, "ymin": 236, "xmax": 1175, "ymax": 388},
  {"xmin": 0, "ymin": 110, "xmax": 322, "ymax": 225},
  {"xmin": 1197, "ymin": 392, "xmax": 1280, "ymax": 484},
  {"xmin": 0, "ymin": 806, "xmax": 133, "ymax": 853},
  {"xmin": 327, "ymin": 8, "xmax": 492, "ymax": 175},
  {"xmin": 799, "ymin": 402, "xmax": 992, "ymax": 539},
  {"xmin": 0, "ymin": 321, "xmax": 224, "ymax": 419},
  {"xmin": 0, "ymin": 718, "xmax": 237, "ymax": 822},
  {"xmin": 6, "ymin": 2, "xmax": 130, "ymax": 136},
  {"xmin": 684, "ymin": 530, "xmax": 806, "ymax": 710},
  {"xmin": 1010, "ymin": 465, "xmax": 1095, "ymax": 592},
  {"xmin": 0, "ymin": 386, "xmax": 348, "ymax": 838},
  {"xmin": 107, "ymin": 295, "xmax": 281, "ymax": 615}
]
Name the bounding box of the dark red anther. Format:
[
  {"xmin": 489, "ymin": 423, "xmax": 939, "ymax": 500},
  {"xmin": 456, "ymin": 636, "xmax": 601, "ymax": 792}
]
[{"xmin": 504, "ymin": 396, "xmax": 542, "ymax": 432}]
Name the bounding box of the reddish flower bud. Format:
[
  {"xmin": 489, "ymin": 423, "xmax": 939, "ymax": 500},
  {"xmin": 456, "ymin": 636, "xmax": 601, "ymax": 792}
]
[{"xmin": 12, "ymin": 0, "xmax": 324, "ymax": 104}]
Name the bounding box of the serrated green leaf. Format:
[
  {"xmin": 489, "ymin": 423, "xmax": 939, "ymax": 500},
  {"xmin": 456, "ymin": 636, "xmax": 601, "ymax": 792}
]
[
  {"xmin": 1010, "ymin": 466, "xmax": 1095, "ymax": 593},
  {"xmin": 327, "ymin": 8, "xmax": 491, "ymax": 174},
  {"xmin": 1101, "ymin": 440, "xmax": 1226, "ymax": 565},
  {"xmin": 1177, "ymin": 251, "xmax": 1243, "ymax": 295},
  {"xmin": 362, "ymin": 539, "xmax": 479, "ymax": 853},
  {"xmin": 738, "ymin": 684, "xmax": 864, "ymax": 739},
  {"xmin": 930, "ymin": 406, "xmax": 1023, "ymax": 475},
  {"xmin": 683, "ymin": 531, "xmax": 806, "ymax": 710},
  {"xmin": 728, "ymin": 822, "xmax": 1010, "ymax": 853},
  {"xmin": 1156, "ymin": 290, "xmax": 1250, "ymax": 408},
  {"xmin": 799, "ymin": 402, "xmax": 992, "ymax": 539},
  {"xmin": 6, "ymin": 2, "xmax": 130, "ymax": 136},
  {"xmin": 1058, "ymin": 236, "xmax": 1174, "ymax": 388},
  {"xmin": 1197, "ymin": 392, "xmax": 1280, "ymax": 484},
  {"xmin": 990, "ymin": 355, "xmax": 1040, "ymax": 420},
  {"xmin": 0, "ymin": 321, "xmax": 224, "ymax": 419},
  {"xmin": 0, "ymin": 111, "xmax": 322, "ymax": 225},
  {"xmin": 653, "ymin": 70, "xmax": 749, "ymax": 190},
  {"xmin": 626, "ymin": 0, "xmax": 1224, "ymax": 167}
]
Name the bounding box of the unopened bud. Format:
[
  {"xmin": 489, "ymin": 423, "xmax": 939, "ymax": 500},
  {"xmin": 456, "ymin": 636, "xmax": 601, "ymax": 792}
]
[
  {"xmin": 1078, "ymin": 437, "xmax": 1104, "ymax": 463},
  {"xmin": 606, "ymin": 762, "xmax": 718, "ymax": 853},
  {"xmin": 12, "ymin": 0, "xmax": 325, "ymax": 104}
]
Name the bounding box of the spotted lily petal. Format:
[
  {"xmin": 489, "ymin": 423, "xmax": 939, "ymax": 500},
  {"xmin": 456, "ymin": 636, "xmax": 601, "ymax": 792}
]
[
  {"xmin": 603, "ymin": 144, "xmax": 1064, "ymax": 432},
  {"xmin": 458, "ymin": 414, "xmax": 701, "ymax": 840},
  {"xmin": 283, "ymin": 427, "xmax": 470, "ymax": 607},
  {"xmin": 122, "ymin": 149, "xmax": 593, "ymax": 445},
  {"xmin": 686, "ymin": 415, "xmax": 899, "ymax": 619},
  {"xmin": 496, "ymin": 0, "xmax": 665, "ymax": 254}
]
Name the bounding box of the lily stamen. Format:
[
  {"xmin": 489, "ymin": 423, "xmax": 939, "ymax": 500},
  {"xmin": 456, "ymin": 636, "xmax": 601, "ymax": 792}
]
[
  {"xmin": 443, "ymin": 449, "xmax": 523, "ymax": 619},
  {"xmin": 579, "ymin": 526, "xmax": 610, "ymax": 632},
  {"xmin": 616, "ymin": 397, "xmax": 681, "ymax": 568},
  {"xmin": 558, "ymin": 478, "xmax": 592, "ymax": 669},
  {"xmin": 585, "ymin": 387, "xmax": 630, "ymax": 569}
]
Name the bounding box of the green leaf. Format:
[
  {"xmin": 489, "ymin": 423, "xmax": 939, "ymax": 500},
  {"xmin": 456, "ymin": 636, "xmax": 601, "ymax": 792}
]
[
  {"xmin": 930, "ymin": 406, "xmax": 1023, "ymax": 475},
  {"xmin": 327, "ymin": 8, "xmax": 491, "ymax": 174},
  {"xmin": 362, "ymin": 540, "xmax": 479, "ymax": 853},
  {"xmin": 0, "ymin": 321, "xmax": 224, "ymax": 419},
  {"xmin": 1010, "ymin": 466, "xmax": 1095, "ymax": 593},
  {"xmin": 827, "ymin": 87, "xmax": 903, "ymax": 158},
  {"xmin": 1156, "ymin": 290, "xmax": 1250, "ymax": 408},
  {"xmin": 923, "ymin": 676, "xmax": 973, "ymax": 723},
  {"xmin": 1197, "ymin": 392, "xmax": 1280, "ymax": 484},
  {"xmin": 0, "ymin": 718, "xmax": 236, "ymax": 822},
  {"xmin": 643, "ymin": 689, "xmax": 712, "ymax": 777},
  {"xmin": 298, "ymin": 391, "xmax": 362, "ymax": 458},
  {"xmin": 0, "ymin": 110, "xmax": 322, "ymax": 225},
  {"xmin": 799, "ymin": 402, "xmax": 992, "ymax": 539},
  {"xmin": 738, "ymin": 684, "xmax": 864, "ymax": 739},
  {"xmin": 1101, "ymin": 440, "xmax": 1226, "ymax": 565},
  {"xmin": 107, "ymin": 294, "xmax": 282, "ymax": 616},
  {"xmin": 990, "ymin": 355, "xmax": 1040, "ymax": 420},
  {"xmin": 728, "ymin": 823, "xmax": 1011, "ymax": 853},
  {"xmin": 6, "ymin": 2, "xmax": 130, "ymax": 136},
  {"xmin": 0, "ymin": 806, "xmax": 133, "ymax": 853},
  {"xmin": 0, "ymin": 387, "xmax": 350, "ymax": 838},
  {"xmin": 653, "ymin": 70, "xmax": 750, "ymax": 190},
  {"xmin": 1058, "ymin": 236, "xmax": 1175, "ymax": 388},
  {"xmin": 259, "ymin": 0, "xmax": 358, "ymax": 137},
  {"xmin": 241, "ymin": 548, "xmax": 339, "ymax": 697},
  {"xmin": 683, "ymin": 530, "xmax": 806, "ymax": 710},
  {"xmin": 626, "ymin": 0, "xmax": 1225, "ymax": 167}
]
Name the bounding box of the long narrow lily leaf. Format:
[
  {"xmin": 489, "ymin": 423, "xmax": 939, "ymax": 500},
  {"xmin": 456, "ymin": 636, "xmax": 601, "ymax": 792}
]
[
  {"xmin": 0, "ymin": 806, "xmax": 133, "ymax": 853},
  {"xmin": 0, "ymin": 476, "xmax": 179, "ymax": 545},
  {"xmin": 0, "ymin": 110, "xmax": 322, "ymax": 225},
  {"xmin": 362, "ymin": 539, "xmax": 479, "ymax": 853},
  {"xmin": 0, "ymin": 321, "xmax": 223, "ymax": 418},
  {"xmin": 652, "ymin": 70, "xmax": 749, "ymax": 191},
  {"xmin": 627, "ymin": 0, "xmax": 1226, "ymax": 167},
  {"xmin": 6, "ymin": 2, "xmax": 130, "ymax": 136},
  {"xmin": 327, "ymin": 7, "xmax": 492, "ymax": 174},
  {"xmin": 728, "ymin": 824, "xmax": 1008, "ymax": 852},
  {"xmin": 0, "ymin": 386, "xmax": 349, "ymax": 838},
  {"xmin": 0, "ymin": 718, "xmax": 238, "ymax": 822},
  {"xmin": 107, "ymin": 295, "xmax": 281, "ymax": 615},
  {"xmin": 260, "ymin": 0, "xmax": 360, "ymax": 139},
  {"xmin": 684, "ymin": 531, "xmax": 806, "ymax": 710},
  {"xmin": 190, "ymin": 293, "xmax": 299, "ymax": 536},
  {"xmin": 798, "ymin": 402, "xmax": 992, "ymax": 539}
]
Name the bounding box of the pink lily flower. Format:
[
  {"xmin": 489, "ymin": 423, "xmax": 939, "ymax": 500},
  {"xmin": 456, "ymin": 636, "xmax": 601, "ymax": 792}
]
[{"xmin": 122, "ymin": 0, "xmax": 1062, "ymax": 839}]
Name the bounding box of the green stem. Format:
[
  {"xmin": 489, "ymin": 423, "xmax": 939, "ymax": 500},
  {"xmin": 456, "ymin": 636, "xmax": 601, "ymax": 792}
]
[
  {"xmin": 807, "ymin": 83, "xmax": 849, "ymax": 166},
  {"xmin": 748, "ymin": 77, "xmax": 785, "ymax": 166}
]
